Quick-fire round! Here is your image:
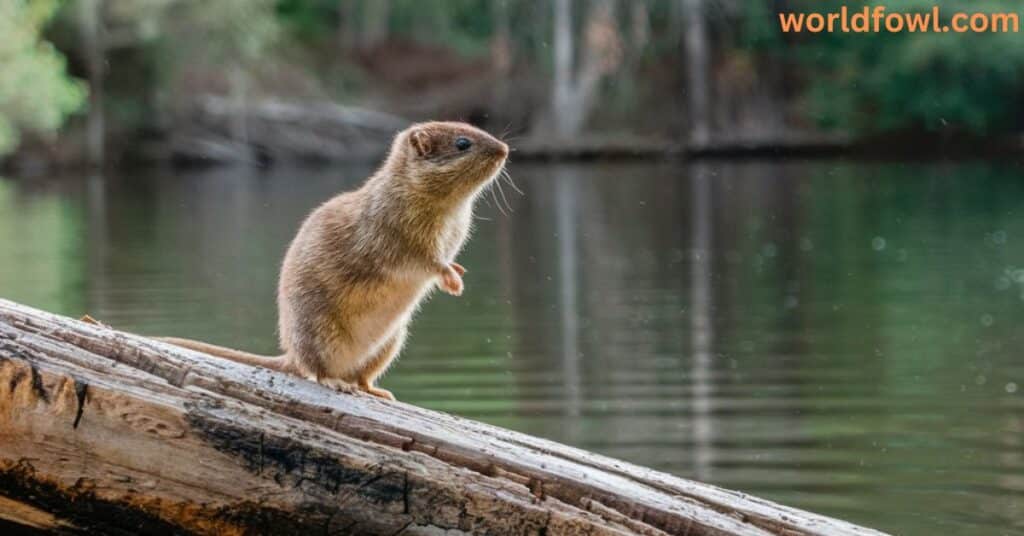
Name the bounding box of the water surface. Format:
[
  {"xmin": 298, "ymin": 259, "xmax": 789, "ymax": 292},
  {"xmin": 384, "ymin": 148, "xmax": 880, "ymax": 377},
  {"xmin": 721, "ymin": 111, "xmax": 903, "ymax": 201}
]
[{"xmin": 2, "ymin": 160, "xmax": 1022, "ymax": 535}]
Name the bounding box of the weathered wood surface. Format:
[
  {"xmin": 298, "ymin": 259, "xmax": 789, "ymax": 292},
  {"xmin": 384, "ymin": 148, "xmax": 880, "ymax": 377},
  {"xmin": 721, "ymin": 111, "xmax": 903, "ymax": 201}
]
[{"xmin": 0, "ymin": 299, "xmax": 888, "ymax": 536}]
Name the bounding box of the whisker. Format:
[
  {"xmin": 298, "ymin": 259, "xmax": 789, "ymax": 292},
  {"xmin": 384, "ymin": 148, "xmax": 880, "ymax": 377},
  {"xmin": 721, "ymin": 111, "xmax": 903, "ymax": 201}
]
[
  {"xmin": 501, "ymin": 168, "xmax": 524, "ymax": 195},
  {"xmin": 507, "ymin": 170, "xmax": 524, "ymax": 194},
  {"xmin": 489, "ymin": 182, "xmax": 508, "ymax": 216},
  {"xmin": 495, "ymin": 174, "xmax": 513, "ymax": 214},
  {"xmin": 480, "ymin": 182, "xmax": 495, "ymax": 209}
]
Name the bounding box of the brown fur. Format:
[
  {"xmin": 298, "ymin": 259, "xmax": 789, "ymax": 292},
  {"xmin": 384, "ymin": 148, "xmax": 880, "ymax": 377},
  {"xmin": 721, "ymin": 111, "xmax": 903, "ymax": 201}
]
[{"xmin": 159, "ymin": 122, "xmax": 509, "ymax": 400}]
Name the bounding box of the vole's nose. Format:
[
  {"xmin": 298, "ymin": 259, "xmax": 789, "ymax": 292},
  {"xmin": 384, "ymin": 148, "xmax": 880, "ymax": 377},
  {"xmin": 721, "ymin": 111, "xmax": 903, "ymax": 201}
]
[{"xmin": 496, "ymin": 141, "xmax": 510, "ymax": 159}]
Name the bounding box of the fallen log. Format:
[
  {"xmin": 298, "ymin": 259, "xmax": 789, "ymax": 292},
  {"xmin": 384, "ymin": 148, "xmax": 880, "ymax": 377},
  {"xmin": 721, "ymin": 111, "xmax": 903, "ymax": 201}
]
[
  {"xmin": 0, "ymin": 299, "xmax": 887, "ymax": 535},
  {"xmin": 143, "ymin": 97, "xmax": 411, "ymax": 165}
]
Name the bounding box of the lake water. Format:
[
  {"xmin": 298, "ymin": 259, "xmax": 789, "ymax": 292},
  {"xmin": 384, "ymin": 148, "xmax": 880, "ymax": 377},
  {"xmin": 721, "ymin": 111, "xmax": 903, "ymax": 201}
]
[{"xmin": 1, "ymin": 160, "xmax": 1022, "ymax": 535}]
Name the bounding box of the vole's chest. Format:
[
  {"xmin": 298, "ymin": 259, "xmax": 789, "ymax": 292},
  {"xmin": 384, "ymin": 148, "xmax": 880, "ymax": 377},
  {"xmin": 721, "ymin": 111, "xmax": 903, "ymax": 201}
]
[{"xmin": 434, "ymin": 208, "xmax": 473, "ymax": 260}]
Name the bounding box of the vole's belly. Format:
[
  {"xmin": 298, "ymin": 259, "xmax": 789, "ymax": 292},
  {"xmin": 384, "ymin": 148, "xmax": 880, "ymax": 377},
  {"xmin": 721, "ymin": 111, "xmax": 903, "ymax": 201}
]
[{"xmin": 323, "ymin": 274, "xmax": 431, "ymax": 376}]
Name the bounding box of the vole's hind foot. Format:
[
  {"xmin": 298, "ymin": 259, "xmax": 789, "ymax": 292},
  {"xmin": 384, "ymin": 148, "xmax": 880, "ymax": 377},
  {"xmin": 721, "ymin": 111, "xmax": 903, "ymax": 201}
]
[
  {"xmin": 79, "ymin": 314, "xmax": 110, "ymax": 329},
  {"xmin": 360, "ymin": 384, "xmax": 396, "ymax": 401},
  {"xmin": 439, "ymin": 264, "xmax": 464, "ymax": 296},
  {"xmin": 308, "ymin": 375, "xmax": 358, "ymax": 394}
]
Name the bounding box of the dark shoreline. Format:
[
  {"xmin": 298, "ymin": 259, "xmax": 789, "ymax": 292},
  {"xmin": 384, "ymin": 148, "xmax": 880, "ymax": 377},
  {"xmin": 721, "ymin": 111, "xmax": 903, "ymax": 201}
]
[{"xmin": 4, "ymin": 133, "xmax": 1022, "ymax": 176}]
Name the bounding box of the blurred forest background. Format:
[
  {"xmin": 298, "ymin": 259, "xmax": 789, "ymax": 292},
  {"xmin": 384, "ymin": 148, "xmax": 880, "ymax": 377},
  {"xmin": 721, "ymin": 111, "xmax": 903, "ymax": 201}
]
[{"xmin": 2, "ymin": 0, "xmax": 1024, "ymax": 170}]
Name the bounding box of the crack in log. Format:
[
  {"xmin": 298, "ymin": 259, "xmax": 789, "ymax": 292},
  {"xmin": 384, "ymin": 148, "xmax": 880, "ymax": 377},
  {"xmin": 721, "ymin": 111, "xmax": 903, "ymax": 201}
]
[
  {"xmin": 539, "ymin": 511, "xmax": 552, "ymax": 536},
  {"xmin": 5, "ymin": 364, "xmax": 25, "ymax": 396},
  {"xmin": 338, "ymin": 473, "xmax": 383, "ymax": 508},
  {"xmin": 528, "ymin": 477, "xmax": 545, "ymax": 500},
  {"xmin": 0, "ymin": 339, "xmax": 48, "ymax": 404},
  {"xmin": 336, "ymin": 519, "xmax": 359, "ymax": 535},
  {"xmin": 0, "ymin": 462, "xmax": 191, "ymax": 535},
  {"xmin": 0, "ymin": 494, "xmax": 79, "ymax": 532},
  {"xmin": 402, "ymin": 472, "xmax": 410, "ymax": 515},
  {"xmin": 259, "ymin": 432, "xmax": 265, "ymax": 476},
  {"xmin": 72, "ymin": 380, "xmax": 88, "ymax": 429},
  {"xmin": 389, "ymin": 520, "xmax": 413, "ymax": 536},
  {"xmin": 1, "ymin": 357, "xmax": 49, "ymax": 405},
  {"xmin": 580, "ymin": 496, "xmax": 671, "ymax": 536}
]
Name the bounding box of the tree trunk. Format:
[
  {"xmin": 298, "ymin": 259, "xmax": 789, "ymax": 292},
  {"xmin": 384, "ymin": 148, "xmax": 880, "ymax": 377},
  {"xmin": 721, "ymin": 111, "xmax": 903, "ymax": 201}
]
[
  {"xmin": 552, "ymin": 0, "xmax": 575, "ymax": 137},
  {"xmin": 228, "ymin": 64, "xmax": 249, "ymax": 148},
  {"xmin": 491, "ymin": 0, "xmax": 512, "ymax": 76},
  {"xmin": 78, "ymin": 0, "xmax": 105, "ymax": 167},
  {"xmin": 550, "ymin": 0, "xmax": 620, "ymax": 138},
  {"xmin": 362, "ymin": 0, "xmax": 390, "ymax": 48},
  {"xmin": 338, "ymin": 0, "xmax": 358, "ymax": 51},
  {"xmin": 0, "ymin": 299, "xmax": 888, "ymax": 536},
  {"xmin": 630, "ymin": 2, "xmax": 650, "ymax": 59},
  {"xmin": 683, "ymin": 0, "xmax": 711, "ymax": 146}
]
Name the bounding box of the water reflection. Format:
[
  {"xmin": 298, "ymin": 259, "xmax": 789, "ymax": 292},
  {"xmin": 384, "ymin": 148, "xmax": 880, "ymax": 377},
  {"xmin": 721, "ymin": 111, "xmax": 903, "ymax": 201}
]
[
  {"xmin": 690, "ymin": 163, "xmax": 714, "ymax": 483},
  {"xmin": 1, "ymin": 160, "xmax": 1023, "ymax": 535},
  {"xmin": 554, "ymin": 168, "xmax": 582, "ymax": 422}
]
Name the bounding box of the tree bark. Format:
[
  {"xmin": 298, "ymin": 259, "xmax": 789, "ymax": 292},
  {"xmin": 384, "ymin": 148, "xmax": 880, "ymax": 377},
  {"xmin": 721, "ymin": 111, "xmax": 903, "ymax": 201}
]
[{"xmin": 0, "ymin": 299, "xmax": 888, "ymax": 536}]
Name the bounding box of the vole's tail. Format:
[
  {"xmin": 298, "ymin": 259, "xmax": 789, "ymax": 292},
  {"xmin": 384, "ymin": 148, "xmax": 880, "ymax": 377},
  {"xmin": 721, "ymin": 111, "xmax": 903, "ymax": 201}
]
[
  {"xmin": 155, "ymin": 337, "xmax": 291, "ymax": 372},
  {"xmin": 78, "ymin": 315, "xmax": 291, "ymax": 373}
]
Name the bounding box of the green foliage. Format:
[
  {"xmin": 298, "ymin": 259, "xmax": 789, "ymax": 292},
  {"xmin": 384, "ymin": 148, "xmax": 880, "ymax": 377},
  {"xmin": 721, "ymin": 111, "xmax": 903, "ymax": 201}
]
[
  {"xmin": 736, "ymin": 0, "xmax": 786, "ymax": 50},
  {"xmin": 0, "ymin": 0, "xmax": 86, "ymax": 155},
  {"xmin": 119, "ymin": 0, "xmax": 281, "ymax": 71},
  {"xmin": 276, "ymin": 0, "xmax": 501, "ymax": 56},
  {"xmin": 389, "ymin": 0, "xmax": 495, "ymax": 54},
  {"xmin": 185, "ymin": 0, "xmax": 282, "ymax": 64},
  {"xmin": 783, "ymin": 0, "xmax": 1024, "ymax": 134},
  {"xmin": 275, "ymin": 0, "xmax": 337, "ymax": 39}
]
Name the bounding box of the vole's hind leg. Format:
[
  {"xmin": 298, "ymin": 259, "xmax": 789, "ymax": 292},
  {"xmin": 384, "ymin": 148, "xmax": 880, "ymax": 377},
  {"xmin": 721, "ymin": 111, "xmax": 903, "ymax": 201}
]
[
  {"xmin": 354, "ymin": 327, "xmax": 407, "ymax": 401},
  {"xmin": 290, "ymin": 328, "xmax": 357, "ymax": 394}
]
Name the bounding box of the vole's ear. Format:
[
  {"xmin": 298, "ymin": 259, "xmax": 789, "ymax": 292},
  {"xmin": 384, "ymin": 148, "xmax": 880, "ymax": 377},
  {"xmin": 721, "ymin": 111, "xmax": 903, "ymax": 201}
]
[{"xmin": 409, "ymin": 129, "xmax": 433, "ymax": 158}]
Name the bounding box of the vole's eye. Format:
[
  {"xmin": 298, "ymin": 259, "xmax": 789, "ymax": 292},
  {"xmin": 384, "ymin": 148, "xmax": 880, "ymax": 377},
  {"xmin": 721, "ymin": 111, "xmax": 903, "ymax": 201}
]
[{"xmin": 454, "ymin": 137, "xmax": 472, "ymax": 151}]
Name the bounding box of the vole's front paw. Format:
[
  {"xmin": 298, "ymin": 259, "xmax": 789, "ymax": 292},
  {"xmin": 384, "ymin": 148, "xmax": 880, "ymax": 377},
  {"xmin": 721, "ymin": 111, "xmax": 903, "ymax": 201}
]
[{"xmin": 439, "ymin": 264, "xmax": 464, "ymax": 296}]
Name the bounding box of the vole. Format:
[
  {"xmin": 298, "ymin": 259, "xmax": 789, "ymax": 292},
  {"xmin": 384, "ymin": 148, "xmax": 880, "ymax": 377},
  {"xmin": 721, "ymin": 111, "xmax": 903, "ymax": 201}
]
[{"xmin": 159, "ymin": 122, "xmax": 510, "ymax": 400}]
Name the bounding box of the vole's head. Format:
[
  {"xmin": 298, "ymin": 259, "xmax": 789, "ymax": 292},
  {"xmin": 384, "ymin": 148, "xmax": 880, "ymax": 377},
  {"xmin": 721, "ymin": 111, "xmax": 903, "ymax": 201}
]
[{"xmin": 390, "ymin": 121, "xmax": 509, "ymax": 203}]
